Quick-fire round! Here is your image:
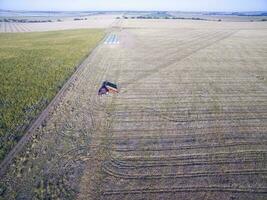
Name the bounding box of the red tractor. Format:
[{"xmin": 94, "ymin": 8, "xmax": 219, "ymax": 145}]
[{"xmin": 98, "ymin": 81, "xmax": 118, "ymax": 95}]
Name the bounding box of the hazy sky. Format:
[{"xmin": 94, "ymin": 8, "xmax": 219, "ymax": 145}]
[{"xmin": 1, "ymin": 0, "xmax": 267, "ymax": 11}]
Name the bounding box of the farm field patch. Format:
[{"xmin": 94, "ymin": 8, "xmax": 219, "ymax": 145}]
[
  {"xmin": 104, "ymin": 33, "xmax": 120, "ymax": 45},
  {"xmin": 0, "ymin": 15, "xmax": 117, "ymax": 33},
  {"xmin": 0, "ymin": 29, "xmax": 104, "ymax": 161},
  {"xmin": 0, "ymin": 20, "xmax": 267, "ymax": 199}
]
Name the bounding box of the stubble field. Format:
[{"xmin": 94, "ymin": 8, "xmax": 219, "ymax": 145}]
[{"xmin": 1, "ymin": 19, "xmax": 267, "ymax": 199}]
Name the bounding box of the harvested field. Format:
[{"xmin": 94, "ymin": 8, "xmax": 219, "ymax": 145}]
[
  {"xmin": 1, "ymin": 20, "xmax": 267, "ymax": 199},
  {"xmin": 0, "ymin": 15, "xmax": 117, "ymax": 33},
  {"xmin": 0, "ymin": 22, "xmax": 32, "ymax": 32}
]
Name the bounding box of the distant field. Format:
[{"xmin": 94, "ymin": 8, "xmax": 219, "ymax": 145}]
[
  {"xmin": 0, "ymin": 15, "xmax": 117, "ymax": 32},
  {"xmin": 0, "ymin": 29, "xmax": 104, "ymax": 161}
]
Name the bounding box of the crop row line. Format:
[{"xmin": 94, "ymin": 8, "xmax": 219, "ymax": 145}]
[
  {"xmin": 114, "ymin": 116, "xmax": 267, "ymax": 124},
  {"xmin": 103, "ymin": 166, "xmax": 267, "ymax": 179},
  {"xmin": 111, "ymin": 124, "xmax": 267, "ymax": 133},
  {"xmin": 113, "ymin": 107, "xmax": 267, "ymax": 115},
  {"xmin": 108, "ymin": 154, "xmax": 265, "ymax": 169},
  {"xmin": 113, "ymin": 100, "xmax": 267, "ymax": 106},
  {"xmin": 113, "ymin": 141, "xmax": 267, "ymax": 152},
  {"xmin": 111, "ymin": 135, "xmax": 267, "ymax": 147},
  {"xmin": 111, "ymin": 150, "xmax": 266, "ymax": 162},
  {"xmin": 102, "ymin": 186, "xmax": 267, "ymax": 195},
  {"xmin": 109, "ymin": 130, "xmax": 267, "ymax": 140},
  {"xmin": 121, "ymin": 81, "xmax": 264, "ymax": 86},
  {"xmin": 115, "ymin": 96, "xmax": 267, "ymax": 101}
]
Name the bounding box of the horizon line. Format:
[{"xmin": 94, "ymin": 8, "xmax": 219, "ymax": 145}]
[{"xmin": 1, "ymin": 9, "xmax": 267, "ymax": 13}]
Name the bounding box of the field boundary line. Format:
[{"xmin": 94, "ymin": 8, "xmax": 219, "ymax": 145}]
[{"xmin": 0, "ymin": 31, "xmax": 109, "ymax": 177}]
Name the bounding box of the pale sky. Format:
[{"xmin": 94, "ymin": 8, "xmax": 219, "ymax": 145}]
[{"xmin": 0, "ymin": 0, "xmax": 267, "ymax": 11}]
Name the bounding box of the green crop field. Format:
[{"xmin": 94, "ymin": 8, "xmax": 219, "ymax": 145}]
[{"xmin": 0, "ymin": 29, "xmax": 104, "ymax": 161}]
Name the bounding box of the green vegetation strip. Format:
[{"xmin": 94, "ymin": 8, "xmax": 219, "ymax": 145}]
[{"xmin": 0, "ymin": 29, "xmax": 104, "ymax": 161}]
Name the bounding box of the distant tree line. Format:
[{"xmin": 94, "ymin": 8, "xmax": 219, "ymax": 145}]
[
  {"xmin": 73, "ymin": 18, "xmax": 88, "ymax": 21},
  {"xmin": 117, "ymin": 16, "xmax": 267, "ymax": 22},
  {"xmin": 120, "ymin": 16, "xmax": 207, "ymax": 21}
]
